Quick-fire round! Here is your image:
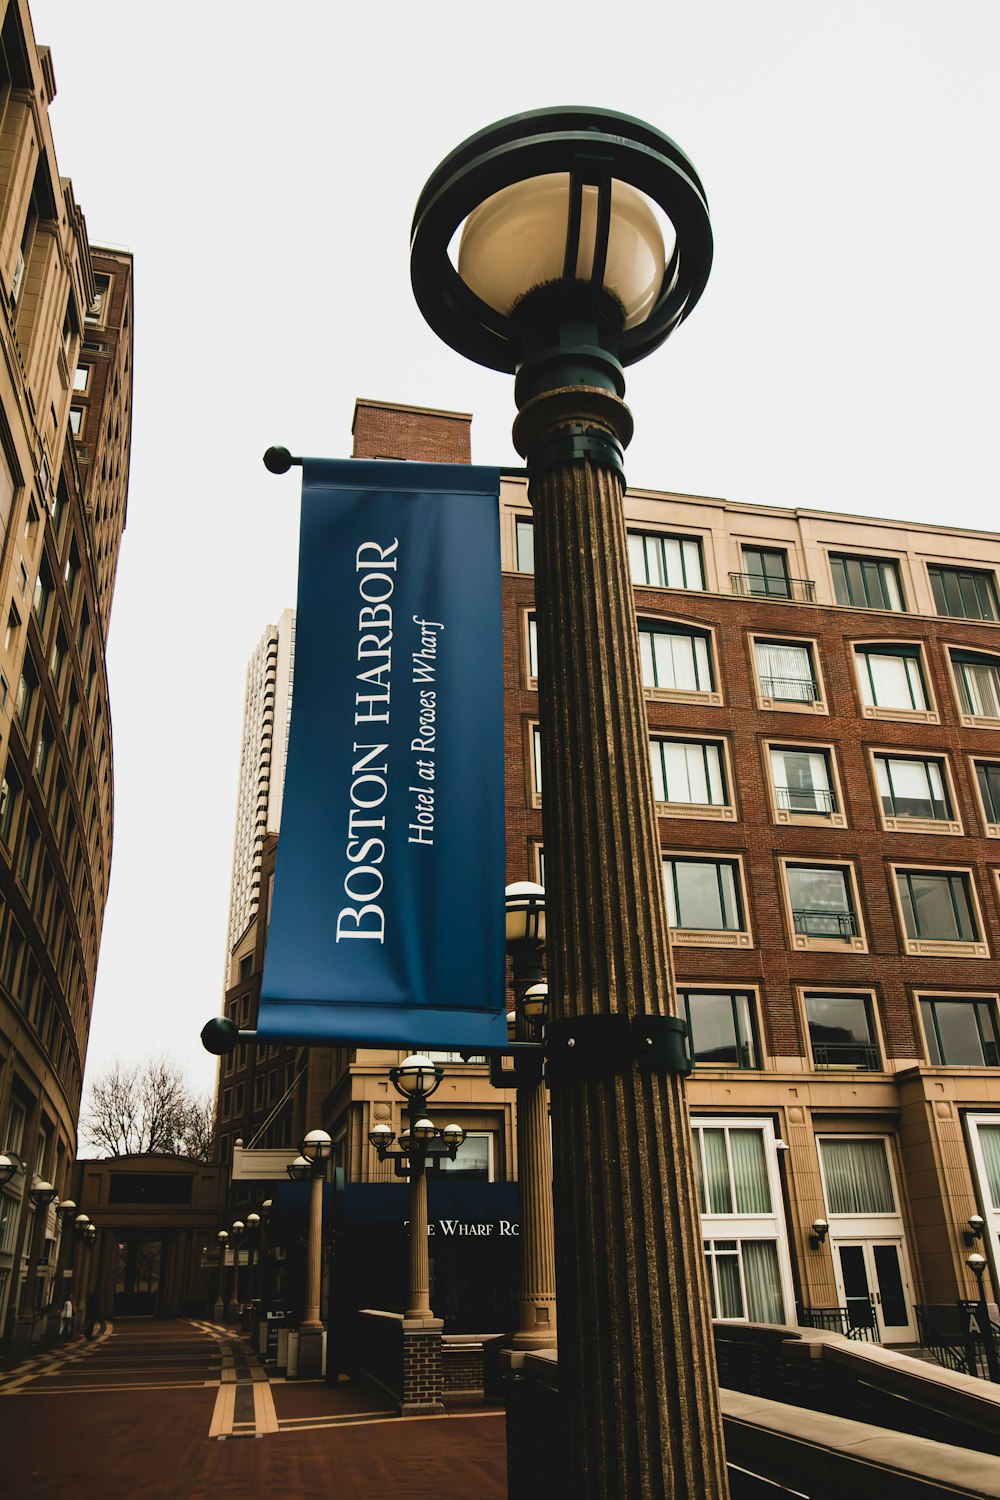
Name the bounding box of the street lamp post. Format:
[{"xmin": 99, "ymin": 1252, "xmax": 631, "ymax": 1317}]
[
  {"xmin": 411, "ymin": 108, "xmax": 726, "ymax": 1497},
  {"xmin": 17, "ymin": 1178, "xmax": 58, "ymax": 1348},
  {"xmin": 368, "ymin": 1055, "xmax": 466, "ymax": 1322},
  {"xmin": 228, "ymin": 1221, "xmax": 245, "ymax": 1321},
  {"xmin": 214, "ymin": 1230, "xmax": 229, "ymax": 1322},
  {"xmin": 502, "ymin": 882, "xmax": 556, "ymax": 1351},
  {"xmin": 966, "ymin": 1253, "xmax": 1000, "ymax": 1382},
  {"xmin": 289, "ymin": 1128, "xmax": 333, "ymax": 1377}
]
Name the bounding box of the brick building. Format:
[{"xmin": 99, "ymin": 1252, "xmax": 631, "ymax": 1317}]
[{"xmin": 220, "ymin": 397, "xmax": 1000, "ymax": 1345}]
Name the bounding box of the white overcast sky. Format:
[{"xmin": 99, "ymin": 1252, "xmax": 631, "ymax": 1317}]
[{"xmin": 28, "ymin": 1, "xmax": 1000, "ymax": 1097}]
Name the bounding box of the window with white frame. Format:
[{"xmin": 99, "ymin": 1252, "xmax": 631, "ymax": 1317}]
[
  {"xmin": 650, "ymin": 738, "xmax": 727, "ymax": 807},
  {"xmin": 527, "ymin": 614, "xmax": 538, "ymax": 680},
  {"xmin": 639, "ymin": 622, "xmax": 714, "ymax": 693},
  {"xmin": 855, "ymin": 644, "xmax": 929, "ymax": 712},
  {"xmin": 628, "ymin": 531, "xmax": 705, "ymax": 590},
  {"xmin": 663, "ymin": 857, "xmax": 744, "ymax": 932},
  {"xmin": 693, "ymin": 1120, "xmax": 790, "ymax": 1324},
  {"xmin": 754, "ymin": 640, "xmax": 818, "ymax": 704},
  {"xmin": 951, "ymin": 650, "xmax": 1000, "ymax": 721},
  {"xmin": 769, "ymin": 745, "xmax": 836, "ymax": 815}
]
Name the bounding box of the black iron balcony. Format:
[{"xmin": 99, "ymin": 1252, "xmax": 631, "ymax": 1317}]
[
  {"xmin": 792, "ymin": 909, "xmax": 858, "ymax": 939},
  {"xmin": 775, "ymin": 785, "xmax": 836, "ymax": 814},
  {"xmin": 730, "ymin": 572, "xmax": 816, "ymax": 603},
  {"xmin": 758, "ymin": 675, "xmax": 820, "ymax": 703},
  {"xmin": 798, "ymin": 1305, "xmax": 877, "ymax": 1342},
  {"xmin": 811, "ymin": 1041, "xmax": 881, "ymax": 1071}
]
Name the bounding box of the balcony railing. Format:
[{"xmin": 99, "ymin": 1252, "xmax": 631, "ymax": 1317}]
[
  {"xmin": 811, "ymin": 1041, "xmax": 881, "ymax": 1071},
  {"xmin": 792, "ymin": 909, "xmax": 858, "ymax": 939},
  {"xmin": 758, "ymin": 676, "xmax": 820, "ymax": 703},
  {"xmin": 798, "ymin": 1305, "xmax": 877, "ymax": 1342},
  {"xmin": 730, "ymin": 572, "xmax": 817, "ymax": 602},
  {"xmin": 775, "ymin": 785, "xmax": 836, "ymax": 814}
]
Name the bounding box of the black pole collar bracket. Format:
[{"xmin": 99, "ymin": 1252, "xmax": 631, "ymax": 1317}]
[
  {"xmin": 546, "ymin": 1014, "xmax": 691, "ymax": 1078},
  {"xmin": 526, "ymin": 424, "xmax": 626, "ymax": 484}
]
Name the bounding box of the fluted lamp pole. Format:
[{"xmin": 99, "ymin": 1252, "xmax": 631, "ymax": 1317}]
[
  {"xmin": 294, "ymin": 1128, "xmax": 332, "ymax": 1377},
  {"xmin": 411, "ymin": 108, "xmax": 725, "ymax": 1499},
  {"xmin": 505, "ymin": 882, "xmax": 557, "ymax": 1350}
]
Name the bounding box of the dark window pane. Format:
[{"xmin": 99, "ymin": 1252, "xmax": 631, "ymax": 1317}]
[
  {"xmin": 976, "ymin": 763, "xmax": 1000, "ymax": 823},
  {"xmin": 806, "ymin": 994, "xmax": 879, "ymax": 1069}
]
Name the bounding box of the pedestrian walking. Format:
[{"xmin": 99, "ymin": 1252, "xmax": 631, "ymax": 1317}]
[{"xmin": 59, "ymin": 1297, "xmax": 74, "ymax": 1337}]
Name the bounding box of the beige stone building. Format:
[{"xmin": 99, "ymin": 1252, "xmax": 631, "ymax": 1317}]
[{"xmin": 0, "ymin": 0, "xmax": 133, "ymax": 1340}]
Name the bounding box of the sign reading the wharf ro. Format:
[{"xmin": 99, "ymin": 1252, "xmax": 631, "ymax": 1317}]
[{"xmin": 257, "ymin": 458, "xmax": 507, "ymax": 1052}]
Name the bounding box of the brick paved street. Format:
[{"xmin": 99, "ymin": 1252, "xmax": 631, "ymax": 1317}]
[{"xmin": 1, "ymin": 1320, "xmax": 507, "ymax": 1499}]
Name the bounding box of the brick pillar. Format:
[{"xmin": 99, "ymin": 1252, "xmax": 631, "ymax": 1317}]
[{"xmin": 400, "ymin": 1317, "xmax": 444, "ymax": 1415}]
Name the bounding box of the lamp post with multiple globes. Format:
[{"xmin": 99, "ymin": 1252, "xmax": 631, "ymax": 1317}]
[
  {"xmin": 287, "ymin": 1128, "xmax": 333, "ymax": 1376},
  {"xmin": 410, "ymin": 108, "xmax": 726, "ymax": 1497}
]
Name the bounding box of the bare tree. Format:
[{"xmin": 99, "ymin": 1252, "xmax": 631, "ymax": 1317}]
[{"xmin": 80, "ymin": 1056, "xmax": 215, "ymax": 1160}]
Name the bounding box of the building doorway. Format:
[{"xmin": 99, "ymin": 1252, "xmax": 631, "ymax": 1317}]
[
  {"xmin": 832, "ymin": 1238, "xmax": 915, "ymax": 1342},
  {"xmin": 114, "ymin": 1239, "xmax": 162, "ymax": 1317}
]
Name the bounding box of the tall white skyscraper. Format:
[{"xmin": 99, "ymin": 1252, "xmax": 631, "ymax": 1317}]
[{"xmin": 225, "ymin": 609, "xmax": 295, "ymax": 956}]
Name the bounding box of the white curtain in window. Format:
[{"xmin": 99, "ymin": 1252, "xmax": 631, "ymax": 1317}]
[
  {"xmin": 961, "ymin": 662, "xmax": 1000, "ymax": 718},
  {"xmin": 820, "ymin": 1137, "xmax": 895, "ymax": 1214},
  {"xmin": 730, "ymin": 1129, "xmax": 772, "ymax": 1214},
  {"xmin": 755, "ymin": 642, "xmax": 813, "ymax": 700},
  {"xmin": 860, "ymin": 652, "xmax": 926, "ymax": 710},
  {"xmin": 642, "ymin": 630, "xmax": 710, "ymax": 691},
  {"xmin": 741, "ymin": 1240, "xmax": 784, "ymax": 1323},
  {"xmin": 701, "ymin": 1129, "xmax": 733, "ymax": 1213},
  {"xmin": 651, "ymin": 740, "xmax": 723, "ymax": 804},
  {"xmin": 978, "ymin": 1124, "xmax": 1000, "ymax": 1210}
]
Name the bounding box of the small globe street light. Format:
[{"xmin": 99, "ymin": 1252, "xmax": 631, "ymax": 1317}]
[
  {"xmin": 0, "ymin": 1154, "xmax": 16, "ymax": 1188},
  {"xmin": 214, "ymin": 1229, "xmax": 230, "ymax": 1322},
  {"xmin": 411, "ymin": 107, "xmax": 722, "ymax": 1496},
  {"xmin": 368, "ymin": 1059, "xmax": 465, "ymax": 1324}
]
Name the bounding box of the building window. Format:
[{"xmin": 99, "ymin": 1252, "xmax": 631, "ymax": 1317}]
[
  {"xmin": 68, "ymin": 408, "xmax": 83, "ymax": 437},
  {"xmin": 527, "ymin": 614, "xmax": 538, "ymax": 682},
  {"xmin": 874, "ymin": 754, "xmax": 951, "ymax": 823},
  {"xmin": 426, "ymin": 1132, "xmax": 493, "ymax": 1181},
  {"xmin": 951, "ymin": 649, "xmax": 1000, "ymax": 722},
  {"xmin": 679, "ymin": 990, "xmax": 758, "ymax": 1068},
  {"xmin": 663, "ymin": 857, "xmax": 744, "ymax": 934},
  {"xmin": 740, "ymin": 546, "xmax": 791, "ymax": 599},
  {"xmin": 515, "ymin": 517, "xmax": 534, "ymax": 573},
  {"xmin": 72, "ymin": 365, "xmax": 89, "ymax": 393},
  {"xmin": 754, "ymin": 639, "xmax": 819, "ymax": 705},
  {"xmin": 768, "ymin": 745, "xmax": 836, "ymax": 816},
  {"xmin": 785, "ymin": 863, "xmax": 859, "ymax": 942},
  {"xmin": 639, "ymin": 622, "xmax": 714, "ymax": 695},
  {"xmin": 31, "ymin": 565, "xmax": 51, "ymax": 627},
  {"xmin": 233, "ymin": 1084, "xmax": 244, "ymax": 1113},
  {"xmin": 253, "ymin": 1077, "xmax": 264, "ymax": 1110},
  {"xmin": 830, "ymin": 554, "xmax": 904, "ymax": 611},
  {"xmin": 0, "ymin": 767, "xmax": 20, "ymax": 846},
  {"xmin": 693, "ymin": 1121, "xmax": 787, "ymax": 1324},
  {"xmin": 628, "ymin": 531, "xmax": 704, "ymax": 590},
  {"xmin": 975, "ymin": 761, "xmax": 1000, "ymax": 831},
  {"xmin": 650, "ymin": 738, "xmax": 727, "ymax": 809},
  {"xmin": 855, "ymin": 644, "xmax": 930, "ymax": 714},
  {"xmin": 15, "ymin": 657, "xmax": 36, "ymax": 734},
  {"xmin": 805, "ymin": 993, "xmax": 881, "ymax": 1070},
  {"xmin": 929, "ymin": 565, "xmax": 999, "ymax": 622},
  {"xmin": 818, "ymin": 1137, "xmax": 896, "ymax": 1216},
  {"xmin": 920, "ymin": 996, "xmax": 1000, "ymax": 1066},
  {"xmin": 895, "ymin": 869, "xmax": 981, "ymax": 945},
  {"xmin": 530, "ymin": 724, "xmax": 542, "ymax": 805},
  {"xmin": 239, "ymin": 955, "xmax": 253, "ymax": 980}
]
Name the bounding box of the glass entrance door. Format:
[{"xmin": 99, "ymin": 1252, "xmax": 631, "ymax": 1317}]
[{"xmin": 833, "ymin": 1239, "xmax": 915, "ymax": 1342}]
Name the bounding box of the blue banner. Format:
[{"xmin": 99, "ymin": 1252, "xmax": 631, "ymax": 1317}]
[{"xmin": 257, "ymin": 458, "xmax": 507, "ymax": 1051}]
